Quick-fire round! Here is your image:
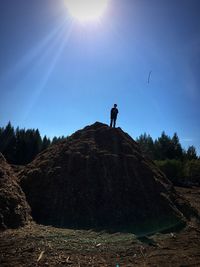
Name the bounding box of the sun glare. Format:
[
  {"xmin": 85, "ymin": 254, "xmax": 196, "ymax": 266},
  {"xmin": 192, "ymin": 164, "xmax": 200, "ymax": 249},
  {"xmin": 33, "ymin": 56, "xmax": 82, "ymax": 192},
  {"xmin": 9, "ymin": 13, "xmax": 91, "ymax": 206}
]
[{"xmin": 65, "ymin": 0, "xmax": 109, "ymax": 22}]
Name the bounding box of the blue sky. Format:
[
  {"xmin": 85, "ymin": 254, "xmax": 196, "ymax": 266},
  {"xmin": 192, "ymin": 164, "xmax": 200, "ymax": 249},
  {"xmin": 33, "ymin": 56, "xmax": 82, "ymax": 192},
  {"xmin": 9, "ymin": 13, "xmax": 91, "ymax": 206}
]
[{"xmin": 0, "ymin": 0, "xmax": 200, "ymax": 154}]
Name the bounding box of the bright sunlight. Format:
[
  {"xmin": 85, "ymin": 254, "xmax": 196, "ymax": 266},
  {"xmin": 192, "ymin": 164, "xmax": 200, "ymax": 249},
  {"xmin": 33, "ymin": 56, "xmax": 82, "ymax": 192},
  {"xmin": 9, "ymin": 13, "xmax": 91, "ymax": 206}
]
[{"xmin": 65, "ymin": 0, "xmax": 109, "ymax": 22}]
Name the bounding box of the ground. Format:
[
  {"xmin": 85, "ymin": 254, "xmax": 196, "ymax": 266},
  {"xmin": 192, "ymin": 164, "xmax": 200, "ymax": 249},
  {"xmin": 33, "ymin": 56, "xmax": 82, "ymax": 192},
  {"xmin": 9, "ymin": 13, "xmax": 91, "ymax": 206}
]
[{"xmin": 0, "ymin": 187, "xmax": 200, "ymax": 267}]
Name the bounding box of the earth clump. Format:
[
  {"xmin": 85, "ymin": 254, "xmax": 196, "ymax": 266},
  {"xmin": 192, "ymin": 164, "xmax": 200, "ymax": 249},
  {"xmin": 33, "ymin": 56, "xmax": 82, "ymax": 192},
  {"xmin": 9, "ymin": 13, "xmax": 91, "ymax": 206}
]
[
  {"xmin": 0, "ymin": 153, "xmax": 31, "ymax": 230},
  {"xmin": 19, "ymin": 122, "xmax": 192, "ymax": 233}
]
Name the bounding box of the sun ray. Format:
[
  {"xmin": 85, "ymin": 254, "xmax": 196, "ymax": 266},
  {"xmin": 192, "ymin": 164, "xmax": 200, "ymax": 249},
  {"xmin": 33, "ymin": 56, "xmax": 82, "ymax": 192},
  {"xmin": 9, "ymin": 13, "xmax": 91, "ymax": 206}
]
[
  {"xmin": 0, "ymin": 19, "xmax": 69, "ymax": 82},
  {"xmin": 22, "ymin": 23, "xmax": 74, "ymax": 121},
  {"xmin": 18, "ymin": 21, "xmax": 74, "ymax": 122}
]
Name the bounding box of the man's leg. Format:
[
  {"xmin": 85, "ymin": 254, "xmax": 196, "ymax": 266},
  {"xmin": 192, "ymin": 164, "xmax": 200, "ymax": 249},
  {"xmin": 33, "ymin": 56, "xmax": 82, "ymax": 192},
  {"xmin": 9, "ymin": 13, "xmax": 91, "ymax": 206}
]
[
  {"xmin": 113, "ymin": 117, "xmax": 116, "ymax": 128},
  {"xmin": 110, "ymin": 118, "xmax": 113, "ymax": 127}
]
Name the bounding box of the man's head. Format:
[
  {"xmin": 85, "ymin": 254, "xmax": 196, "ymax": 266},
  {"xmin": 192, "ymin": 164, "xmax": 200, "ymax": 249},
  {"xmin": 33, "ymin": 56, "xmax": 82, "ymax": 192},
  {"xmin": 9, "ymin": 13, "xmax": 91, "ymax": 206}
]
[{"xmin": 114, "ymin": 104, "xmax": 117, "ymax": 108}]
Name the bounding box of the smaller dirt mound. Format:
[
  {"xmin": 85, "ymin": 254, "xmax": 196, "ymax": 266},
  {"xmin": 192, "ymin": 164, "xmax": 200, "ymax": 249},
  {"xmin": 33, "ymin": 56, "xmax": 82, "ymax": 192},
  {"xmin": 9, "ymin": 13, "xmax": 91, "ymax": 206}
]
[{"xmin": 0, "ymin": 153, "xmax": 31, "ymax": 230}]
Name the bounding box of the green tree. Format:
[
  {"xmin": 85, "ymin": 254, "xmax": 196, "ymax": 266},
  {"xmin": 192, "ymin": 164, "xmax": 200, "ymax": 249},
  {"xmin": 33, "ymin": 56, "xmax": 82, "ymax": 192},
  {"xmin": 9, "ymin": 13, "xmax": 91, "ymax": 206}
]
[
  {"xmin": 186, "ymin": 146, "xmax": 198, "ymax": 160},
  {"xmin": 183, "ymin": 159, "xmax": 200, "ymax": 185},
  {"xmin": 0, "ymin": 122, "xmax": 16, "ymax": 163},
  {"xmin": 154, "ymin": 131, "xmax": 173, "ymax": 160},
  {"xmin": 14, "ymin": 127, "xmax": 26, "ymax": 164},
  {"xmin": 155, "ymin": 159, "xmax": 184, "ymax": 185},
  {"xmin": 42, "ymin": 135, "xmax": 51, "ymax": 151},
  {"xmin": 51, "ymin": 136, "xmax": 65, "ymax": 145},
  {"xmin": 171, "ymin": 133, "xmax": 183, "ymax": 159},
  {"xmin": 136, "ymin": 133, "xmax": 155, "ymax": 159}
]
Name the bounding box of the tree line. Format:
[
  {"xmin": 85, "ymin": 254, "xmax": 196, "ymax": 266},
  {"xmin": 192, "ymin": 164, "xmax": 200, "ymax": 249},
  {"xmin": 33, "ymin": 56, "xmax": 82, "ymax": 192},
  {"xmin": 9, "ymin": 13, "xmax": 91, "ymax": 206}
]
[
  {"xmin": 0, "ymin": 122, "xmax": 64, "ymax": 165},
  {"xmin": 0, "ymin": 122, "xmax": 199, "ymax": 186},
  {"xmin": 136, "ymin": 132, "xmax": 198, "ymax": 161},
  {"xmin": 136, "ymin": 132, "xmax": 200, "ymax": 186}
]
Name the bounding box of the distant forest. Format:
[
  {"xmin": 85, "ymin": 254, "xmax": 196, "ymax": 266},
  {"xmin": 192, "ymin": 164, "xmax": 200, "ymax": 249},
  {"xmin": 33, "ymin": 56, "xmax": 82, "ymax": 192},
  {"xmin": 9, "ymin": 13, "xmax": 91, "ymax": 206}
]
[
  {"xmin": 0, "ymin": 122, "xmax": 199, "ymax": 186},
  {"xmin": 136, "ymin": 133, "xmax": 199, "ymax": 186},
  {"xmin": 0, "ymin": 122, "xmax": 65, "ymax": 165},
  {"xmin": 136, "ymin": 132, "xmax": 198, "ymax": 161}
]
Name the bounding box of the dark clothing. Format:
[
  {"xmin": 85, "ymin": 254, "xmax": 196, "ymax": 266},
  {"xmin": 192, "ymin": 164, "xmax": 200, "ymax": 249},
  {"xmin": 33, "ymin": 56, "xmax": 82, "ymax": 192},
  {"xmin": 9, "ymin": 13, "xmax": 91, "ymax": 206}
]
[
  {"xmin": 111, "ymin": 107, "xmax": 118, "ymax": 119},
  {"xmin": 110, "ymin": 117, "xmax": 117, "ymax": 128},
  {"xmin": 110, "ymin": 107, "xmax": 118, "ymax": 128}
]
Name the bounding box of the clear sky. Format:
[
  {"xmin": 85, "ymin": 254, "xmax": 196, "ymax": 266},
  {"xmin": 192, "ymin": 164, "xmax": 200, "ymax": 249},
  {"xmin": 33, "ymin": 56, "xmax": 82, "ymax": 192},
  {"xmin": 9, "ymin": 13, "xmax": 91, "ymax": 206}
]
[{"xmin": 0, "ymin": 0, "xmax": 200, "ymax": 154}]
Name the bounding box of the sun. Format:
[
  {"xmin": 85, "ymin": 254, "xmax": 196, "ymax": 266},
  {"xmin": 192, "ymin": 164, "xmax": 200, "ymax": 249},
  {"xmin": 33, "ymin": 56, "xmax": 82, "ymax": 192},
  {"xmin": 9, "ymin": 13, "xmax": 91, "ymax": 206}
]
[{"xmin": 65, "ymin": 0, "xmax": 109, "ymax": 22}]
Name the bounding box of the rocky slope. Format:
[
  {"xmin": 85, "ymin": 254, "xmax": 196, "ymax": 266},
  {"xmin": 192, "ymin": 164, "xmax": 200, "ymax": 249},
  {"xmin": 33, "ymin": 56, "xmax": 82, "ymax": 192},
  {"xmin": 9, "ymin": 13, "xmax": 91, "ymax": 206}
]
[
  {"xmin": 19, "ymin": 122, "xmax": 193, "ymax": 234},
  {"xmin": 0, "ymin": 153, "xmax": 31, "ymax": 230}
]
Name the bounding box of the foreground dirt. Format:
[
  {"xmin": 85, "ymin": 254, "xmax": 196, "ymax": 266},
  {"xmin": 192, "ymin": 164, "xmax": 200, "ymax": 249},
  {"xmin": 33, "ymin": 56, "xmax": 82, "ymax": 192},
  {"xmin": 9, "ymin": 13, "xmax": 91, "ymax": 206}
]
[{"xmin": 0, "ymin": 187, "xmax": 200, "ymax": 267}]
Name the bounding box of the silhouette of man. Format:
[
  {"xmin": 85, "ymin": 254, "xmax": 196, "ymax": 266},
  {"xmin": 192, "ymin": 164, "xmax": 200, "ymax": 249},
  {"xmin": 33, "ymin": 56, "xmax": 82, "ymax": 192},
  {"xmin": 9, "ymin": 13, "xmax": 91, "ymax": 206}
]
[{"xmin": 110, "ymin": 104, "xmax": 119, "ymax": 128}]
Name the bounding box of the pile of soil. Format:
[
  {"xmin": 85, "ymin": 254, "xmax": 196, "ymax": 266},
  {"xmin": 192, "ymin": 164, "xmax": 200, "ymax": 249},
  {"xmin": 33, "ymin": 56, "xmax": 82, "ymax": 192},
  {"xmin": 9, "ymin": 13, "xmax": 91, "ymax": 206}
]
[
  {"xmin": 0, "ymin": 153, "xmax": 31, "ymax": 230},
  {"xmin": 1, "ymin": 186, "xmax": 200, "ymax": 267},
  {"xmin": 19, "ymin": 122, "xmax": 193, "ymax": 233}
]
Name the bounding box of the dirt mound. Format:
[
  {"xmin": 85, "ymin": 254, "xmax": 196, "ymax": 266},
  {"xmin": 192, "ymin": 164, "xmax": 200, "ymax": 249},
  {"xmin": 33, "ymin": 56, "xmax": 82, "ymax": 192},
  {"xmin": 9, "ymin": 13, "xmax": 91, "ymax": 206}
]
[
  {"xmin": 0, "ymin": 153, "xmax": 31, "ymax": 230},
  {"xmin": 19, "ymin": 122, "xmax": 192, "ymax": 233}
]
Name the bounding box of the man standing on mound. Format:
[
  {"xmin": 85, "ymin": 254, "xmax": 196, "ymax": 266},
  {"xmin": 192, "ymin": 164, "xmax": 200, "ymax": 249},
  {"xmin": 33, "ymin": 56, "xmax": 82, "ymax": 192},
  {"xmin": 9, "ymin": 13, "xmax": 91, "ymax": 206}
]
[{"xmin": 110, "ymin": 104, "xmax": 119, "ymax": 128}]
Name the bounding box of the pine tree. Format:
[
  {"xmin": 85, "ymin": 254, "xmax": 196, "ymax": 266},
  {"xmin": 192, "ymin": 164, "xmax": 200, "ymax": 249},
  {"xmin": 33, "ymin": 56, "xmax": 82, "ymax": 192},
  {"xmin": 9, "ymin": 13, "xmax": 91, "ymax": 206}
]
[
  {"xmin": 186, "ymin": 146, "xmax": 197, "ymax": 160},
  {"xmin": 154, "ymin": 131, "xmax": 172, "ymax": 160},
  {"xmin": 0, "ymin": 122, "xmax": 16, "ymax": 163},
  {"xmin": 42, "ymin": 135, "xmax": 51, "ymax": 151},
  {"xmin": 171, "ymin": 133, "xmax": 183, "ymax": 159},
  {"xmin": 52, "ymin": 136, "xmax": 58, "ymax": 144},
  {"xmin": 136, "ymin": 133, "xmax": 155, "ymax": 159}
]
